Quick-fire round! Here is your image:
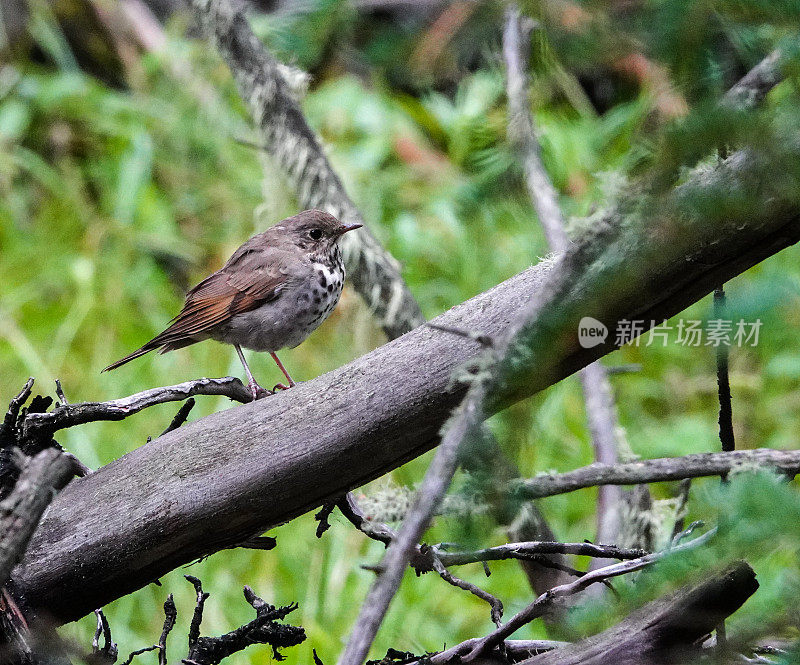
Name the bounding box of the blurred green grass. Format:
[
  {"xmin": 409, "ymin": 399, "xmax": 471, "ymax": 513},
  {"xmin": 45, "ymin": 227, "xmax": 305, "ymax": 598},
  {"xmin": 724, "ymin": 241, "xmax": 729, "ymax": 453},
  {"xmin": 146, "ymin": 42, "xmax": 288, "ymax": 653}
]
[{"xmin": 2, "ymin": 5, "xmax": 800, "ymax": 663}]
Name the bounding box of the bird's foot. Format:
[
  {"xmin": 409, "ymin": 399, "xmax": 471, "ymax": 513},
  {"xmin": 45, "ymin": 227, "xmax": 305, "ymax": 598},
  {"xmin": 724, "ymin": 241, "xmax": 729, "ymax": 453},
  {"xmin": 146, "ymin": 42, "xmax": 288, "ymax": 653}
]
[
  {"xmin": 248, "ymin": 381, "xmax": 273, "ymax": 400},
  {"xmin": 272, "ymin": 381, "xmax": 295, "ymax": 392}
]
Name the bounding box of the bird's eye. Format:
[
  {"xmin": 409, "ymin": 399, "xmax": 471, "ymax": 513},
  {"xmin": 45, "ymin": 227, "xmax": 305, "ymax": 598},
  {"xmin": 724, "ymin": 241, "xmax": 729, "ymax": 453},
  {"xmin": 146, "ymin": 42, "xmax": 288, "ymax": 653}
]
[{"xmin": 309, "ymin": 228, "xmax": 323, "ymax": 240}]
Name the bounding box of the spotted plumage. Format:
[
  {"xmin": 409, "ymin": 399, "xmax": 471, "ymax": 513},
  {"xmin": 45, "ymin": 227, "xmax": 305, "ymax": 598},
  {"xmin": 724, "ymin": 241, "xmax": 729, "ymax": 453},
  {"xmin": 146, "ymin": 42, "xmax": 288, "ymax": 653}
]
[{"xmin": 104, "ymin": 210, "xmax": 361, "ymax": 398}]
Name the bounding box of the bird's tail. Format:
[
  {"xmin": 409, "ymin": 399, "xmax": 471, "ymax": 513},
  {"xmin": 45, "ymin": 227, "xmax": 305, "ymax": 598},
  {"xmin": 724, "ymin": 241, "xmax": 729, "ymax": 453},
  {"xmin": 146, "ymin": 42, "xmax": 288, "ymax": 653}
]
[
  {"xmin": 102, "ymin": 342, "xmax": 161, "ymax": 372},
  {"xmin": 102, "ymin": 337, "xmax": 196, "ymax": 372}
]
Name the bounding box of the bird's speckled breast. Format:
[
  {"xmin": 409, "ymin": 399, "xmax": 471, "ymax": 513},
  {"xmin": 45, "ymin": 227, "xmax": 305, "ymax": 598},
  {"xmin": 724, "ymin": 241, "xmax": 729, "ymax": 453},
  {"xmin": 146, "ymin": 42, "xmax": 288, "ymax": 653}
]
[{"xmin": 213, "ymin": 251, "xmax": 345, "ymax": 352}]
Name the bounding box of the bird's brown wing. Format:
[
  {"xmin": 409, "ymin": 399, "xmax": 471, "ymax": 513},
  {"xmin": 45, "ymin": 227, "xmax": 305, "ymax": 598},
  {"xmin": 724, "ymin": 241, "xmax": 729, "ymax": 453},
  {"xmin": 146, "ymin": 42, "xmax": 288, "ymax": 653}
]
[{"xmin": 103, "ymin": 245, "xmax": 295, "ymax": 371}]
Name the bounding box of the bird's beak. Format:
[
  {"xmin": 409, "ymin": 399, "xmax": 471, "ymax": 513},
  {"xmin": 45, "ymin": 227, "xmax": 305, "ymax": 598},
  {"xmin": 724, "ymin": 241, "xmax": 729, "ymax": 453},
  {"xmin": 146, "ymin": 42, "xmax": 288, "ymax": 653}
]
[{"xmin": 335, "ymin": 223, "xmax": 363, "ymax": 237}]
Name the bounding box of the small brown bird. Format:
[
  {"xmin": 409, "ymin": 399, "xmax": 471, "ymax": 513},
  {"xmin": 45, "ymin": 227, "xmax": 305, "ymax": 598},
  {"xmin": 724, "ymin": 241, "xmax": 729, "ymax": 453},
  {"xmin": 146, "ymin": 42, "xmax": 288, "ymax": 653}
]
[{"xmin": 104, "ymin": 210, "xmax": 361, "ymax": 398}]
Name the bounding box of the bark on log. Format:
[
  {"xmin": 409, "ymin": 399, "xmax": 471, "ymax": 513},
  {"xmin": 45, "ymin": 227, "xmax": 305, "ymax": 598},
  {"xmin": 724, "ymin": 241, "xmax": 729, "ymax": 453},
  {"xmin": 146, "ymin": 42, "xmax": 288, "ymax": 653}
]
[
  {"xmin": 11, "ymin": 146, "xmax": 800, "ymax": 623},
  {"xmin": 519, "ymin": 561, "xmax": 758, "ymax": 665}
]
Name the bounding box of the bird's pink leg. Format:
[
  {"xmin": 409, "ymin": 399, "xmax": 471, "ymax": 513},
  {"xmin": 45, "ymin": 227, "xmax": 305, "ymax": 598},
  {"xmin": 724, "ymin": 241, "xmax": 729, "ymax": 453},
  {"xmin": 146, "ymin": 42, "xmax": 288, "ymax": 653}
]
[
  {"xmin": 235, "ymin": 345, "xmax": 271, "ymax": 400},
  {"xmin": 270, "ymin": 352, "xmax": 296, "ymax": 391}
]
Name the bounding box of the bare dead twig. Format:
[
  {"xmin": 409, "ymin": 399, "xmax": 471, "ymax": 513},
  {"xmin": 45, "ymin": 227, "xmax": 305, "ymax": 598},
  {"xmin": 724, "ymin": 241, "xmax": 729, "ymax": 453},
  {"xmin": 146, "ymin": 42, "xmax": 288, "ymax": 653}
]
[
  {"xmin": 54, "ymin": 379, "xmax": 68, "ymax": 406},
  {"xmin": 505, "ymin": 503, "xmax": 572, "ymax": 609},
  {"xmin": 160, "ymin": 398, "xmax": 197, "ymax": 437},
  {"xmin": 183, "ymin": 582, "xmax": 304, "ymax": 664},
  {"xmin": 338, "ymin": 317, "xmax": 510, "ymax": 663},
  {"xmin": 336, "ymin": 494, "xmax": 504, "ymax": 624},
  {"xmin": 120, "ymin": 644, "xmax": 161, "ymax": 665},
  {"xmin": 185, "ymin": 576, "xmax": 210, "ymax": 650},
  {"xmin": 431, "ymin": 556, "xmax": 503, "ymax": 626},
  {"xmin": 84, "ymin": 578, "xmax": 302, "ymax": 665},
  {"xmin": 516, "ymin": 449, "xmax": 800, "ymax": 500},
  {"xmin": 337, "ymin": 493, "xmax": 395, "ymax": 548},
  {"xmin": 336, "ymin": 372, "xmax": 488, "ymax": 665},
  {"xmin": 337, "ymin": 234, "xmax": 575, "ymax": 665},
  {"xmin": 22, "ymin": 377, "xmax": 252, "ymax": 439},
  {"xmin": 502, "ymin": 5, "xmax": 566, "ymax": 251},
  {"xmin": 578, "ymin": 363, "xmax": 624, "ymax": 561},
  {"xmin": 512, "ymin": 561, "xmax": 757, "ymax": 665},
  {"xmin": 435, "ymin": 541, "xmax": 648, "ymax": 567},
  {"xmin": 714, "ymin": 287, "xmax": 735, "ymax": 454},
  {"xmin": 314, "ymin": 501, "xmax": 339, "ymax": 538},
  {"xmin": 93, "ymin": 609, "xmax": 118, "ymax": 662},
  {"xmin": 2, "ymin": 378, "xmax": 34, "ymax": 435},
  {"xmin": 159, "ymin": 594, "xmax": 177, "ymax": 665},
  {"xmin": 671, "ymin": 521, "xmax": 705, "ymax": 550}
]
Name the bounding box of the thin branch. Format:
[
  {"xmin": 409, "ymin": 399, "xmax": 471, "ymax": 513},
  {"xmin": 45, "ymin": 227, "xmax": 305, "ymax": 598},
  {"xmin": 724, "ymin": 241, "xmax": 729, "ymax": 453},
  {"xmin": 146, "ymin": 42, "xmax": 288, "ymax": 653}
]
[
  {"xmin": 431, "ymin": 556, "xmax": 503, "ymax": 626},
  {"xmin": 505, "ymin": 503, "xmax": 572, "ymax": 605},
  {"xmin": 93, "ymin": 608, "xmax": 118, "ymax": 662},
  {"xmin": 185, "ymin": 576, "xmax": 210, "ymax": 650},
  {"xmin": 578, "ymin": 362, "xmax": 624, "ymax": 558},
  {"xmin": 160, "ymin": 398, "xmax": 197, "ymax": 437},
  {"xmin": 337, "ymin": 492, "xmax": 395, "ymax": 548},
  {"xmin": 516, "ymin": 449, "xmax": 800, "ymax": 501},
  {"xmin": 503, "ymin": 3, "xmax": 624, "ymax": 556},
  {"xmin": 435, "ymin": 541, "xmax": 648, "ymax": 566},
  {"xmin": 337, "ymin": 494, "xmax": 505, "ymax": 624},
  {"xmin": 1, "ymin": 378, "xmax": 34, "ymax": 438},
  {"xmin": 512, "ymin": 561, "xmax": 757, "ymax": 665},
  {"xmin": 23, "ymin": 377, "xmax": 251, "ymax": 438},
  {"xmin": 120, "ymin": 645, "xmax": 161, "ymax": 665},
  {"xmin": 458, "ymin": 529, "xmax": 716, "ymax": 662},
  {"xmin": 314, "ymin": 501, "xmax": 338, "ymax": 538},
  {"xmin": 503, "ymin": 5, "xmax": 567, "ymax": 251},
  {"xmin": 336, "ymin": 373, "xmax": 492, "ymax": 665},
  {"xmin": 54, "ymin": 379, "xmax": 68, "ymax": 406},
  {"xmin": 714, "ymin": 287, "xmax": 735, "ymax": 453},
  {"xmin": 159, "ymin": 594, "xmax": 177, "ymax": 665}
]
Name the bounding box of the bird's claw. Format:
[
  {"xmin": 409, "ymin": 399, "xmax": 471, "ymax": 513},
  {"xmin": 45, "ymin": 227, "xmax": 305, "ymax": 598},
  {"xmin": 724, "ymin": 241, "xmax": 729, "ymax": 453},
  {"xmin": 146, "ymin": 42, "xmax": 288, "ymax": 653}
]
[
  {"xmin": 272, "ymin": 382, "xmax": 294, "ymax": 392},
  {"xmin": 248, "ymin": 382, "xmax": 273, "ymax": 400}
]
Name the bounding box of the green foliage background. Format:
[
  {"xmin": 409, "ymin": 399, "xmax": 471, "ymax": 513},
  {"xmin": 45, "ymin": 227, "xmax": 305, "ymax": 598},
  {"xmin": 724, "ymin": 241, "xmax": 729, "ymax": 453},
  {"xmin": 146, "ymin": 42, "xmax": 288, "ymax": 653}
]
[{"xmin": 2, "ymin": 0, "xmax": 800, "ymax": 662}]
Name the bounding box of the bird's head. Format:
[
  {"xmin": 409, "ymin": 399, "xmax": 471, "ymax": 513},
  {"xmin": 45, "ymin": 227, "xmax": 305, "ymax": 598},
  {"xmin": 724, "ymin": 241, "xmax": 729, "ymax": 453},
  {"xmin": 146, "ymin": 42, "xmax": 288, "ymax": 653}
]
[{"xmin": 276, "ymin": 209, "xmax": 362, "ymax": 253}]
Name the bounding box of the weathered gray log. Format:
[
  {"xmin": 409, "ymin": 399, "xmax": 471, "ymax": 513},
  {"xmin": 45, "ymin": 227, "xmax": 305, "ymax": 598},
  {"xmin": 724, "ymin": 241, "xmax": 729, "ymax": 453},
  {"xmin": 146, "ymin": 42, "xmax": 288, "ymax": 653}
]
[
  {"xmin": 518, "ymin": 561, "xmax": 758, "ymax": 665},
  {"xmin": 11, "ymin": 144, "xmax": 800, "ymax": 623}
]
